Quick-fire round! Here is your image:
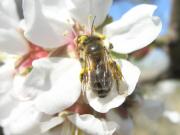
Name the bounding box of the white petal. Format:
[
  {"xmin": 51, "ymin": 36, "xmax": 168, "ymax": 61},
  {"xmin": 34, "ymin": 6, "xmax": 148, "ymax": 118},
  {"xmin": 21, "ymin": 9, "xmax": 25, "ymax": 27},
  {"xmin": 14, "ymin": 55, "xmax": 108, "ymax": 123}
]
[
  {"xmin": 119, "ymin": 59, "xmax": 141, "ymax": 95},
  {"xmin": 12, "ymin": 75, "xmax": 38, "ymax": 101},
  {"xmin": 0, "ymin": 11, "xmax": 18, "ymax": 29},
  {"xmin": 86, "ymin": 82, "xmax": 126, "ymax": 113},
  {"xmin": 103, "ymin": 4, "xmax": 162, "ymax": 53},
  {"xmin": 68, "ymin": 113, "xmax": 117, "ymax": 135},
  {"xmin": 22, "ymin": 0, "xmax": 71, "ymax": 48},
  {"xmin": 0, "ymin": 60, "xmax": 14, "ymax": 94},
  {"xmin": 0, "ymin": 0, "xmax": 19, "ymax": 22},
  {"xmin": 106, "ymin": 110, "xmax": 133, "ymax": 135},
  {"xmin": 0, "ymin": 92, "xmax": 18, "ymax": 123},
  {"xmin": 66, "ymin": 0, "xmax": 112, "ymax": 27},
  {"xmin": 41, "ymin": 117, "xmax": 64, "ymax": 133},
  {"xmin": 2, "ymin": 102, "xmax": 43, "ymax": 135},
  {"xmin": 0, "ymin": 29, "xmax": 29, "ymax": 55},
  {"xmin": 39, "ymin": 0, "xmax": 67, "ymax": 13},
  {"xmin": 141, "ymin": 99, "xmax": 164, "ymax": 120},
  {"xmin": 135, "ymin": 48, "xmax": 169, "ymax": 81},
  {"xmin": 32, "ymin": 58, "xmax": 81, "ymax": 115},
  {"xmin": 86, "ymin": 59, "xmax": 140, "ymax": 113}
]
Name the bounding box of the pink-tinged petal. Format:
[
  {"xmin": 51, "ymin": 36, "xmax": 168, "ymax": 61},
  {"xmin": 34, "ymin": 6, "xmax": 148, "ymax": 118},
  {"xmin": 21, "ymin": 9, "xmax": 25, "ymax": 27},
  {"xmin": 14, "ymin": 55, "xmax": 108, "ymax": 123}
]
[
  {"xmin": 103, "ymin": 4, "xmax": 162, "ymax": 54},
  {"xmin": 27, "ymin": 58, "xmax": 81, "ymax": 115},
  {"xmin": 66, "ymin": 0, "xmax": 112, "ymax": 27},
  {"xmin": 22, "ymin": 0, "xmax": 71, "ymax": 48},
  {"xmin": 68, "ymin": 113, "xmax": 117, "ymax": 135},
  {"xmin": 0, "ymin": 29, "xmax": 29, "ymax": 55},
  {"xmin": 2, "ymin": 102, "xmax": 43, "ymax": 135}
]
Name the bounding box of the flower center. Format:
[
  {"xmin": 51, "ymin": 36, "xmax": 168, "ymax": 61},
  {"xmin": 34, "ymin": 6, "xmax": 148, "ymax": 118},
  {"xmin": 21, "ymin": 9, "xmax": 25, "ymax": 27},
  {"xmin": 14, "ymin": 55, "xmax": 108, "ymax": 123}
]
[
  {"xmin": 15, "ymin": 43, "xmax": 49, "ymax": 75},
  {"xmin": 67, "ymin": 103, "xmax": 93, "ymax": 115}
]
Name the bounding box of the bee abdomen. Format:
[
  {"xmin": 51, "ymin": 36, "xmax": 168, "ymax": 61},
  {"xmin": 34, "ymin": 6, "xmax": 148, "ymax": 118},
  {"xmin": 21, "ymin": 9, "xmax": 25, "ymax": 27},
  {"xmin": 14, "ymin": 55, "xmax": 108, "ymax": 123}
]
[
  {"xmin": 97, "ymin": 89, "xmax": 110, "ymax": 98},
  {"xmin": 91, "ymin": 79, "xmax": 112, "ymax": 98}
]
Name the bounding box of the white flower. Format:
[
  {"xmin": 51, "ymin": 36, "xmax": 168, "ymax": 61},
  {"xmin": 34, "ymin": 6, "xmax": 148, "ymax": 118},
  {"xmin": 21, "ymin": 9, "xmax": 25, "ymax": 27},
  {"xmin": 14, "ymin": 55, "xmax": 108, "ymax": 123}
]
[
  {"xmin": 23, "ymin": 0, "xmax": 161, "ymax": 114},
  {"xmin": 21, "ymin": 0, "xmax": 161, "ymax": 113},
  {"xmin": 0, "ymin": 0, "xmax": 162, "ymax": 134}
]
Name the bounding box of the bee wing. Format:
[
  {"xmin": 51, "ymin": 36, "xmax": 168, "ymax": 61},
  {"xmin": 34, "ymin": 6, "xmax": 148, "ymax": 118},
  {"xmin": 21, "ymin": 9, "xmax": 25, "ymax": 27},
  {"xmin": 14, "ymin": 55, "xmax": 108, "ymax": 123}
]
[{"xmin": 104, "ymin": 48, "xmax": 128, "ymax": 95}]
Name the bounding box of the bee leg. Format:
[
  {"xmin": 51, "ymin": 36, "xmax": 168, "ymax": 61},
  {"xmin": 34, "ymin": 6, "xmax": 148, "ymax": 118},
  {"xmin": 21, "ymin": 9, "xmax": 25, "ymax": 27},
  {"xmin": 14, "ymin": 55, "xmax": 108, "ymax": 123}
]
[
  {"xmin": 115, "ymin": 79, "xmax": 122, "ymax": 95},
  {"xmin": 80, "ymin": 70, "xmax": 88, "ymax": 96},
  {"xmin": 110, "ymin": 62, "xmax": 127, "ymax": 95}
]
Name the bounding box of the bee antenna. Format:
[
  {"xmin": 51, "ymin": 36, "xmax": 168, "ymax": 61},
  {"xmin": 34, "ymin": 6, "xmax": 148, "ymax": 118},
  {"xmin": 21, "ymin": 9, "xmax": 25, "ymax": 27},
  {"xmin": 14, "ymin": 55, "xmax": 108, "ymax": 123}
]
[{"xmin": 91, "ymin": 16, "xmax": 96, "ymax": 35}]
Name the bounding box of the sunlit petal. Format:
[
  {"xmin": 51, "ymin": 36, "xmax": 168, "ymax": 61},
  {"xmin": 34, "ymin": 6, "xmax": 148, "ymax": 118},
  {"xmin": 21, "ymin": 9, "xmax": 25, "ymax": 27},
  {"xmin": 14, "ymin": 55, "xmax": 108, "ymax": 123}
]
[
  {"xmin": 103, "ymin": 4, "xmax": 162, "ymax": 53},
  {"xmin": 66, "ymin": 0, "xmax": 112, "ymax": 27},
  {"xmin": 26, "ymin": 58, "xmax": 82, "ymax": 115},
  {"xmin": 23, "ymin": 0, "xmax": 71, "ymax": 48}
]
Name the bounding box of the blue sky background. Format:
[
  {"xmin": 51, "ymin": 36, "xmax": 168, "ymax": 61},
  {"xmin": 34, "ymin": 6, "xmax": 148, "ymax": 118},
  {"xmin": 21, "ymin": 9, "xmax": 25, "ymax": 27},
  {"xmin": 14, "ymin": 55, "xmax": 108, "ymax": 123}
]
[{"xmin": 109, "ymin": 0, "xmax": 172, "ymax": 35}]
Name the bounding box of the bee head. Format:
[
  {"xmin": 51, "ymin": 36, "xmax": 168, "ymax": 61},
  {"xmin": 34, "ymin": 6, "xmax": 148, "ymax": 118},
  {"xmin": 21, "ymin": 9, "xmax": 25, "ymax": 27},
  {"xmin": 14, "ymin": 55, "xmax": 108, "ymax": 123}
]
[{"xmin": 77, "ymin": 34, "xmax": 105, "ymax": 44}]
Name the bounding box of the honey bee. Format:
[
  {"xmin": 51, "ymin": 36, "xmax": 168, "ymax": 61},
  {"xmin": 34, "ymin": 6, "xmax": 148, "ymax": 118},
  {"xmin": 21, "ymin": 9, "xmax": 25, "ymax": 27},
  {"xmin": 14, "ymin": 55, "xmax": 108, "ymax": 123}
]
[{"xmin": 76, "ymin": 34, "xmax": 124, "ymax": 98}]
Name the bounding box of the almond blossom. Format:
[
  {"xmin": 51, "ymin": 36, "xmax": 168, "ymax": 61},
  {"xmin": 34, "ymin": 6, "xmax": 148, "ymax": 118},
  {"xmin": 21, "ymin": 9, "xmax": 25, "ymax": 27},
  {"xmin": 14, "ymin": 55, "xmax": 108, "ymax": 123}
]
[
  {"xmin": 0, "ymin": 0, "xmax": 162, "ymax": 134},
  {"xmin": 21, "ymin": 0, "xmax": 161, "ymax": 113}
]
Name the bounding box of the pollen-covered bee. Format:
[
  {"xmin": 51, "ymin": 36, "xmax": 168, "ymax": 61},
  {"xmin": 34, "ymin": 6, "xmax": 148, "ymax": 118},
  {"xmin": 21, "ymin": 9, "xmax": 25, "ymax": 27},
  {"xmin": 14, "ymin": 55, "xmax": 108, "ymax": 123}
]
[{"xmin": 76, "ymin": 34, "xmax": 124, "ymax": 98}]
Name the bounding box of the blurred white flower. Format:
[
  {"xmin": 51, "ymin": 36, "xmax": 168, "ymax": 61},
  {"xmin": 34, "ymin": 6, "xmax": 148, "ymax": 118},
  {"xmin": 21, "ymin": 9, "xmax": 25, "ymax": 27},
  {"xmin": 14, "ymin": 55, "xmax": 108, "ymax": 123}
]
[
  {"xmin": 134, "ymin": 48, "xmax": 170, "ymax": 81},
  {"xmin": 140, "ymin": 99, "xmax": 165, "ymax": 120},
  {"xmin": 163, "ymin": 110, "xmax": 180, "ymax": 124},
  {"xmin": 155, "ymin": 79, "xmax": 180, "ymax": 96},
  {"xmin": 106, "ymin": 110, "xmax": 134, "ymax": 135}
]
